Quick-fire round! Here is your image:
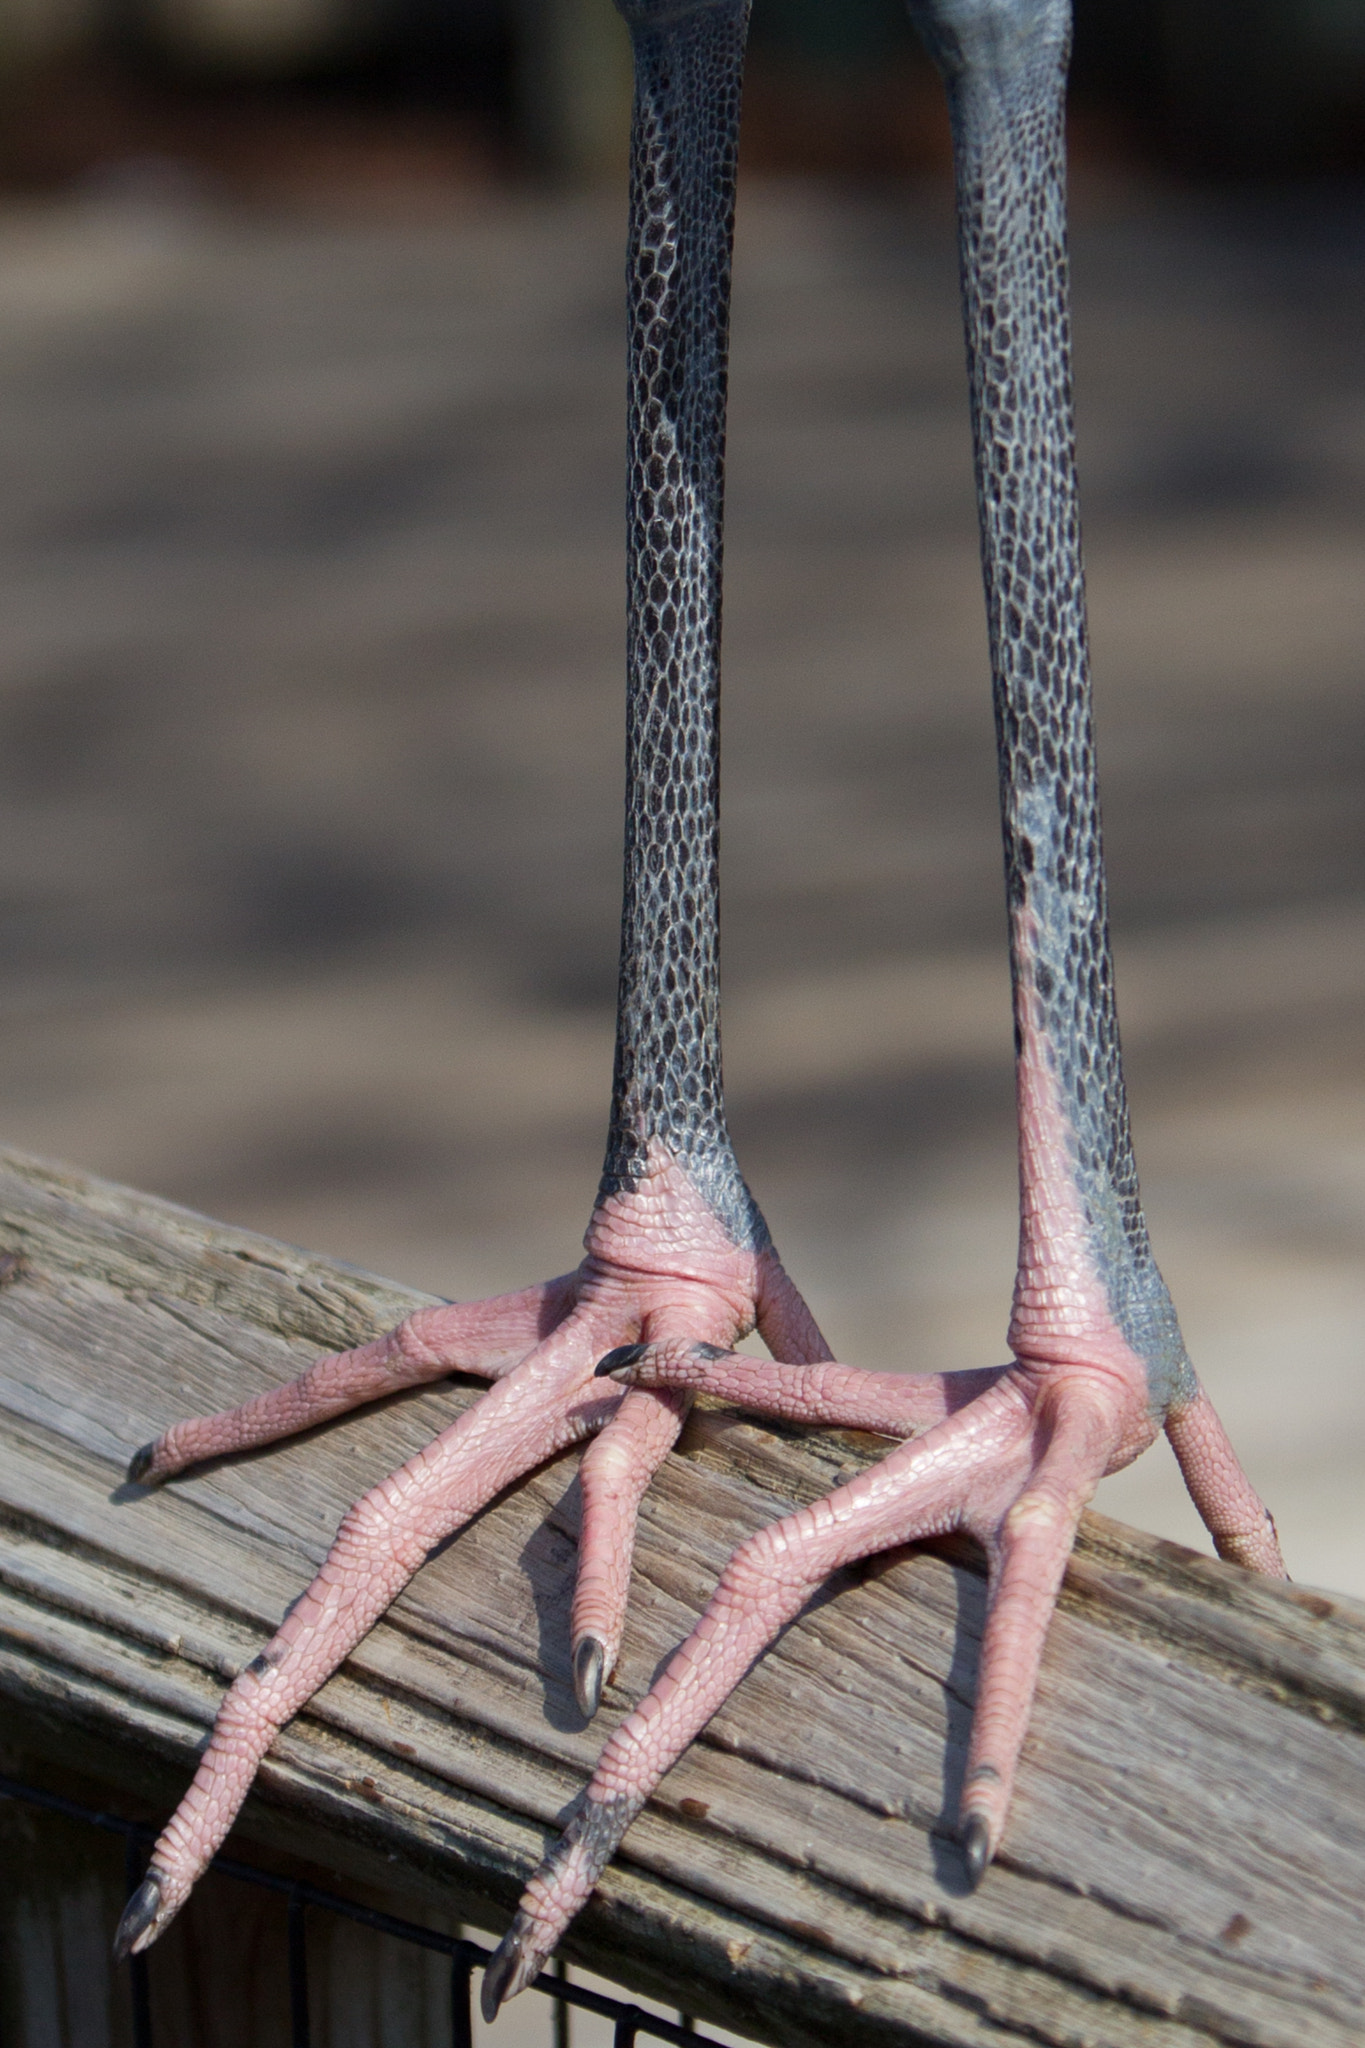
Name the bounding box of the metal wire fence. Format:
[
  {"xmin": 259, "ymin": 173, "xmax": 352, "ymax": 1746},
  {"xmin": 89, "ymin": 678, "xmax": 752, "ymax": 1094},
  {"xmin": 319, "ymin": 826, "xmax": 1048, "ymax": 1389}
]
[{"xmin": 0, "ymin": 1775, "xmax": 723, "ymax": 2048}]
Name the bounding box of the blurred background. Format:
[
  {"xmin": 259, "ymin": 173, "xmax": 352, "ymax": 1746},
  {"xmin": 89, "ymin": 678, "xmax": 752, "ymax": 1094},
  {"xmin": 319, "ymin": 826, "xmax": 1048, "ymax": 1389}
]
[{"xmin": 0, "ymin": 0, "xmax": 1363, "ymax": 1615}]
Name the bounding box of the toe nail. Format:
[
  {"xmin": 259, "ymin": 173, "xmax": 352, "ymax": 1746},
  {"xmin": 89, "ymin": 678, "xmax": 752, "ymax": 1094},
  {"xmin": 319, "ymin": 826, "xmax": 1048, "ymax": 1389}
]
[
  {"xmin": 480, "ymin": 1927, "xmax": 530, "ymax": 2021},
  {"xmin": 574, "ymin": 1636, "xmax": 605, "ymax": 1717},
  {"xmin": 961, "ymin": 1813, "xmax": 992, "ymax": 1887},
  {"xmin": 114, "ymin": 1872, "xmax": 163, "ymax": 1961},
  {"xmin": 594, "ymin": 1344, "xmax": 647, "ymax": 1379},
  {"xmin": 127, "ymin": 1442, "xmax": 161, "ymax": 1486}
]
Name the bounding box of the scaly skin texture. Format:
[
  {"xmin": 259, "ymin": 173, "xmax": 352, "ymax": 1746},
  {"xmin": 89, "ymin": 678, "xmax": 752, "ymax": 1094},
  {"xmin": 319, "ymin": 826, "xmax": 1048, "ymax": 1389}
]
[
  {"xmin": 603, "ymin": 0, "xmax": 763, "ymax": 1250},
  {"xmin": 933, "ymin": 0, "xmax": 1190, "ymax": 1408},
  {"xmin": 113, "ymin": 0, "xmax": 836, "ymax": 1966},
  {"xmin": 480, "ymin": 0, "xmax": 1286, "ymax": 2013}
]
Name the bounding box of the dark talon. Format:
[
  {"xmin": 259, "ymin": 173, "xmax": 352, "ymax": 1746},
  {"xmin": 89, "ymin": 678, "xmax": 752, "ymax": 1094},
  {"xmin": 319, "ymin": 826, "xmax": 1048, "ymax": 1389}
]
[
  {"xmin": 127, "ymin": 1441, "xmax": 162, "ymax": 1486},
  {"xmin": 574, "ymin": 1635, "xmax": 605, "ymax": 1717},
  {"xmin": 480, "ymin": 1919, "xmax": 533, "ymax": 2021},
  {"xmin": 113, "ymin": 1871, "xmax": 163, "ymax": 1961},
  {"xmin": 960, "ymin": 1812, "xmax": 992, "ymax": 1888},
  {"xmin": 595, "ymin": 1343, "xmax": 648, "ymax": 1379}
]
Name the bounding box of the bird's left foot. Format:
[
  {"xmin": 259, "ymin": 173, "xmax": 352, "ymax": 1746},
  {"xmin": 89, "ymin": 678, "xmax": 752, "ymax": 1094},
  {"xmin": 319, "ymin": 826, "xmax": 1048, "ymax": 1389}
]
[{"xmin": 484, "ymin": 1336, "xmax": 1285, "ymax": 2014}]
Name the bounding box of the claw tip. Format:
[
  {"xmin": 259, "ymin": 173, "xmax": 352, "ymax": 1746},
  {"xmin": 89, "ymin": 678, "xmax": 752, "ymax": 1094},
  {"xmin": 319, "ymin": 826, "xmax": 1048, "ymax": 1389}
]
[
  {"xmin": 481, "ymin": 1925, "xmax": 533, "ymax": 2021},
  {"xmin": 960, "ymin": 1812, "xmax": 992, "ymax": 1888},
  {"xmin": 594, "ymin": 1343, "xmax": 647, "ymax": 1379},
  {"xmin": 114, "ymin": 1872, "xmax": 163, "ymax": 1961},
  {"xmin": 573, "ymin": 1635, "xmax": 606, "ymax": 1717},
  {"xmin": 127, "ymin": 1442, "xmax": 161, "ymax": 1486}
]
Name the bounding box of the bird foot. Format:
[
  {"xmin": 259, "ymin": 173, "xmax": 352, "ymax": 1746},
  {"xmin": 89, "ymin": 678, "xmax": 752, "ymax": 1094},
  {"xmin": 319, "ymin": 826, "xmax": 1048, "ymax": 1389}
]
[
  {"xmin": 484, "ymin": 1335, "xmax": 1285, "ymax": 2014},
  {"xmin": 115, "ymin": 1145, "xmax": 829, "ymax": 1959}
]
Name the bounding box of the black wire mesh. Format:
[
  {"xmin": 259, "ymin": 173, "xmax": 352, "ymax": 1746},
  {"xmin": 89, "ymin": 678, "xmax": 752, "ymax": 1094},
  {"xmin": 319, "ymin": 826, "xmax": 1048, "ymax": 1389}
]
[{"xmin": 1, "ymin": 1775, "xmax": 725, "ymax": 2048}]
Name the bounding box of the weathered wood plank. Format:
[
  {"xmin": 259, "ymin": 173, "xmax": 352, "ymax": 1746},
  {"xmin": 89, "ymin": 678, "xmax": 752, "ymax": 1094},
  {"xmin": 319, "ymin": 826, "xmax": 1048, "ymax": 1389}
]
[{"xmin": 0, "ymin": 1144, "xmax": 1361, "ymax": 2047}]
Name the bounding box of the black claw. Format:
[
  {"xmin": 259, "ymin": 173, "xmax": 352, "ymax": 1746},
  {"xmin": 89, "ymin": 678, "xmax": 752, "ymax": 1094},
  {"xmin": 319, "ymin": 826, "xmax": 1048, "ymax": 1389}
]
[
  {"xmin": 595, "ymin": 1343, "xmax": 648, "ymax": 1379},
  {"xmin": 113, "ymin": 1872, "xmax": 163, "ymax": 1961},
  {"xmin": 574, "ymin": 1635, "xmax": 605, "ymax": 1717},
  {"xmin": 960, "ymin": 1813, "xmax": 992, "ymax": 1888},
  {"xmin": 127, "ymin": 1441, "xmax": 162, "ymax": 1486},
  {"xmin": 480, "ymin": 1926, "xmax": 529, "ymax": 2022}
]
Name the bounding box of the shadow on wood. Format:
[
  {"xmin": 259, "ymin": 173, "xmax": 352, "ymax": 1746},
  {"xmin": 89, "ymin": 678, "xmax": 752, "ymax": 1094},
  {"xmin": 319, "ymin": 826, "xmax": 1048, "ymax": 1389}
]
[{"xmin": 0, "ymin": 1146, "xmax": 1360, "ymax": 2046}]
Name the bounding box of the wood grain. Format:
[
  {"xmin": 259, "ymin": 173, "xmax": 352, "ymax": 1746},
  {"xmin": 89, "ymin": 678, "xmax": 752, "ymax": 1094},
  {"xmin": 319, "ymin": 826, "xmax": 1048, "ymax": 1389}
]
[{"xmin": 0, "ymin": 1145, "xmax": 1361, "ymax": 2047}]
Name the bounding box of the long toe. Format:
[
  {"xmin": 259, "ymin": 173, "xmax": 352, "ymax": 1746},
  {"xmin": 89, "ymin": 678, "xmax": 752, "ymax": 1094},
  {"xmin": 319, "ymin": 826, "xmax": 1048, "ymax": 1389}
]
[
  {"xmin": 1165, "ymin": 1386, "xmax": 1287, "ymax": 1577},
  {"xmin": 955, "ymin": 1383, "xmax": 1115, "ymax": 1870},
  {"xmin": 569, "ymin": 1383, "xmax": 691, "ymax": 1714},
  {"xmin": 135, "ymin": 1274, "xmax": 579, "ymax": 1482},
  {"xmin": 601, "ymin": 1339, "xmax": 1005, "ymax": 1436}
]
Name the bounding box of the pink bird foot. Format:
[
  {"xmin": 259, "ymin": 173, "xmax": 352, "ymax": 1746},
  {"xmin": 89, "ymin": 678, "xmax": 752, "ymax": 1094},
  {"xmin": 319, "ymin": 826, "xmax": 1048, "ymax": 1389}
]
[
  {"xmin": 114, "ymin": 1146, "xmax": 829, "ymax": 1960},
  {"xmin": 483, "ymin": 1120, "xmax": 1285, "ymax": 2016}
]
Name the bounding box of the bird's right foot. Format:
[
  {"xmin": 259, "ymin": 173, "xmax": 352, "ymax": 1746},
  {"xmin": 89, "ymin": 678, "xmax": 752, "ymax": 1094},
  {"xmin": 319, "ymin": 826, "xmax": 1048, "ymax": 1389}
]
[{"xmin": 116, "ymin": 1142, "xmax": 833, "ymax": 1957}]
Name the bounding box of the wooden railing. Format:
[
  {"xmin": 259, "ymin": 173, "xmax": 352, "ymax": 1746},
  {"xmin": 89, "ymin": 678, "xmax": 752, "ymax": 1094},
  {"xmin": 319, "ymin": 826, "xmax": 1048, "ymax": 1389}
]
[{"xmin": 0, "ymin": 1146, "xmax": 1361, "ymax": 2046}]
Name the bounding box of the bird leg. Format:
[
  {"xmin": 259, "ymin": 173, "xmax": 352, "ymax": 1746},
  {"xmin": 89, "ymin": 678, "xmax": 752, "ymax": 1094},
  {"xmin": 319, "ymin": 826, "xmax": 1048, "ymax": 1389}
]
[
  {"xmin": 481, "ymin": 0, "xmax": 1286, "ymax": 2011},
  {"xmin": 116, "ymin": 0, "xmax": 818, "ymax": 1963}
]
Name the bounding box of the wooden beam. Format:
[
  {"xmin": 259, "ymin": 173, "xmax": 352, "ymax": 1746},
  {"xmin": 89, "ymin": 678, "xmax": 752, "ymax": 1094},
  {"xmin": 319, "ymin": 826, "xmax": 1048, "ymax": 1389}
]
[{"xmin": 0, "ymin": 1145, "xmax": 1361, "ymax": 2046}]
